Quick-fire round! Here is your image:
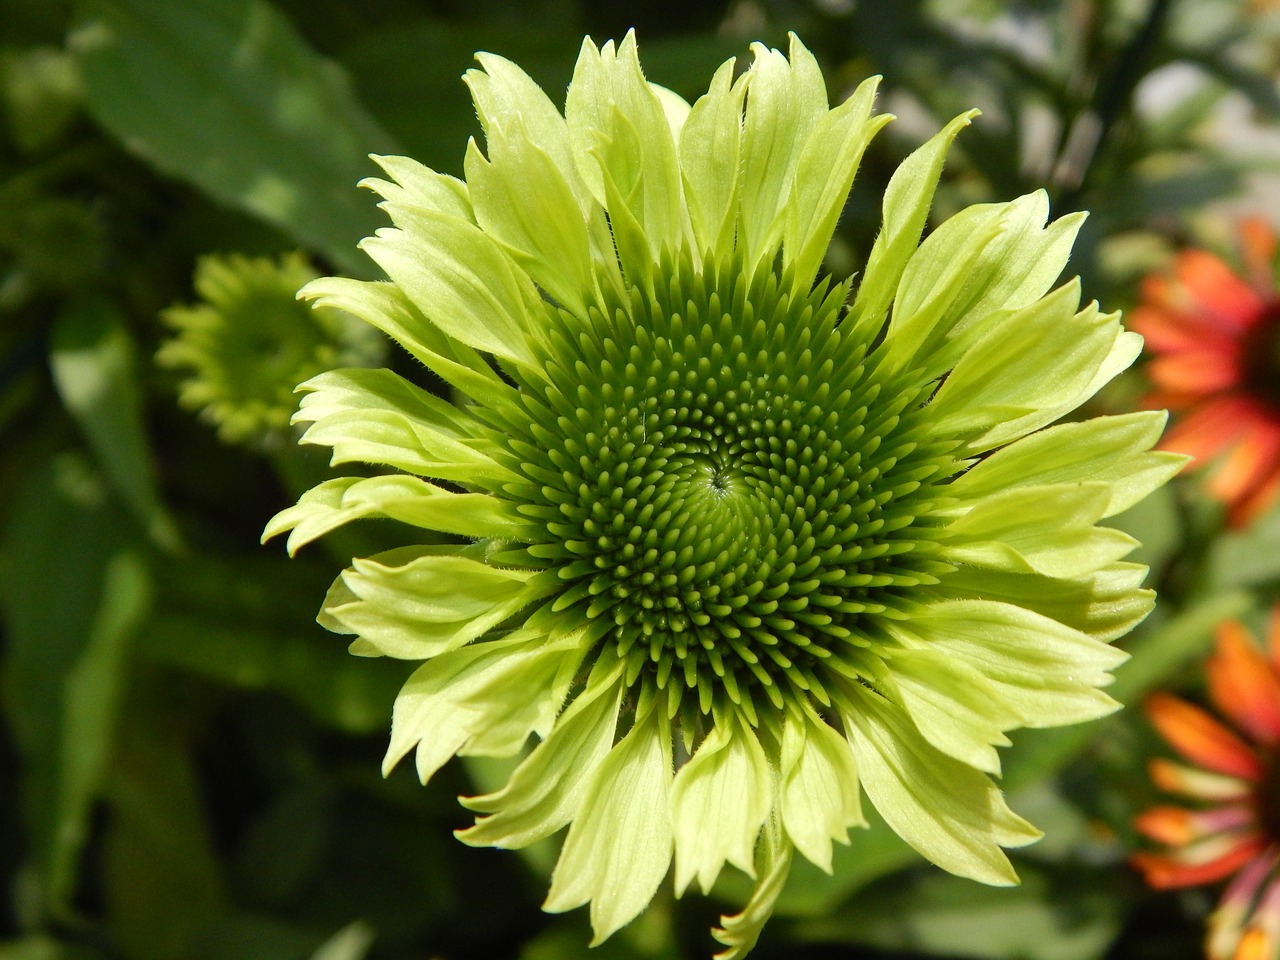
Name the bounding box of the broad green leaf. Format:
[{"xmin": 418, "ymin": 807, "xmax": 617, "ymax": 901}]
[
  {"xmin": 137, "ymin": 612, "xmax": 401, "ymax": 735},
  {"xmin": 0, "ymin": 453, "xmax": 151, "ymax": 918},
  {"xmin": 0, "ymin": 938, "xmax": 103, "ymax": 960},
  {"xmin": 49, "ymin": 298, "xmax": 180, "ymax": 551},
  {"xmin": 71, "ymin": 0, "xmax": 398, "ymax": 273},
  {"xmin": 793, "ymin": 862, "xmax": 1124, "ymax": 960},
  {"xmin": 101, "ymin": 686, "xmax": 226, "ymax": 960},
  {"xmin": 308, "ymin": 922, "xmax": 375, "ymax": 960}
]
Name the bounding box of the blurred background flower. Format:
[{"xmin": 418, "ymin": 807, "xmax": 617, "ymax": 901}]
[
  {"xmin": 3, "ymin": 0, "xmax": 1280, "ymax": 959},
  {"xmin": 1134, "ymin": 612, "xmax": 1280, "ymax": 960},
  {"xmin": 1133, "ymin": 219, "xmax": 1280, "ymax": 527}
]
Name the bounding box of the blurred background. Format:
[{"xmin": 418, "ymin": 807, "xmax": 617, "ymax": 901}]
[{"xmin": 3, "ymin": 0, "xmax": 1280, "ymax": 957}]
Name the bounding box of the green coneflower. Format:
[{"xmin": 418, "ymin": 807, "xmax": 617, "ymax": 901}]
[
  {"xmin": 265, "ymin": 33, "xmax": 1181, "ymax": 956},
  {"xmin": 159, "ymin": 251, "xmax": 382, "ymax": 447}
]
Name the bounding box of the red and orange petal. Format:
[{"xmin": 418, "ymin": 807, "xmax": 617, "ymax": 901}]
[
  {"xmin": 1171, "ymin": 249, "xmax": 1268, "ymax": 332},
  {"xmin": 1208, "ymin": 621, "xmax": 1280, "ymax": 744},
  {"xmin": 1132, "ymin": 833, "xmax": 1270, "ymax": 889},
  {"xmin": 1159, "ymin": 398, "xmax": 1259, "ymax": 462},
  {"xmin": 1150, "ymin": 758, "xmax": 1253, "ymax": 802},
  {"xmin": 1130, "ymin": 302, "xmax": 1243, "ymax": 355},
  {"xmin": 1146, "ymin": 692, "xmax": 1265, "ymax": 781},
  {"xmin": 1135, "ymin": 805, "xmax": 1257, "ymax": 846},
  {"xmin": 1240, "ymin": 218, "xmax": 1278, "ymax": 290},
  {"xmin": 1209, "ymin": 854, "xmax": 1279, "ymax": 960},
  {"xmin": 1147, "ymin": 353, "xmax": 1242, "ymax": 396},
  {"xmin": 1207, "ymin": 423, "xmax": 1280, "ymax": 506}
]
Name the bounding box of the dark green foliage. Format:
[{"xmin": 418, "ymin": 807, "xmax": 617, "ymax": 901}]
[{"xmin": 1, "ymin": 0, "xmax": 1277, "ymax": 957}]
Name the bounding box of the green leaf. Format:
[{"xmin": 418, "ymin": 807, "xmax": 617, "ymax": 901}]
[
  {"xmin": 71, "ymin": 0, "xmax": 398, "ymax": 273},
  {"xmin": 101, "ymin": 683, "xmax": 226, "ymax": 960},
  {"xmin": 49, "ymin": 298, "xmax": 180, "ymax": 551},
  {"xmin": 308, "ymin": 922, "xmax": 375, "ymax": 960},
  {"xmin": 0, "ymin": 453, "xmax": 151, "ymax": 919},
  {"xmin": 137, "ymin": 610, "xmax": 401, "ymax": 734},
  {"xmin": 793, "ymin": 862, "xmax": 1124, "ymax": 960}
]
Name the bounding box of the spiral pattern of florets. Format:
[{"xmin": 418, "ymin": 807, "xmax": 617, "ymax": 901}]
[{"xmin": 490, "ymin": 249, "xmax": 960, "ymax": 719}]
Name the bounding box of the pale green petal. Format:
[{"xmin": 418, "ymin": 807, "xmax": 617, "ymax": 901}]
[
  {"xmin": 263, "ymin": 475, "xmax": 532, "ymax": 556},
  {"xmin": 670, "ymin": 709, "xmax": 772, "ymax": 894},
  {"xmin": 297, "ymin": 277, "xmax": 516, "ymax": 408},
  {"xmin": 784, "ymin": 75, "xmax": 889, "ymax": 290},
  {"xmin": 888, "ymin": 599, "xmax": 1128, "ymax": 727},
  {"xmin": 712, "ymin": 814, "xmax": 794, "ymax": 960},
  {"xmin": 564, "ymin": 32, "xmax": 683, "ymax": 263},
  {"xmin": 679, "ymin": 59, "xmax": 748, "ymax": 257},
  {"xmin": 544, "ymin": 699, "xmax": 674, "ymax": 945},
  {"xmin": 737, "ymin": 34, "xmax": 828, "ymax": 268},
  {"xmin": 458, "ymin": 658, "xmax": 626, "ymax": 848},
  {"xmin": 360, "ymin": 214, "xmax": 543, "ymax": 365},
  {"xmin": 467, "ymin": 52, "xmax": 579, "ymax": 184},
  {"xmin": 941, "ymin": 562, "xmax": 1154, "ymax": 643},
  {"xmin": 651, "ymin": 82, "xmax": 691, "ymax": 136},
  {"xmin": 464, "ymin": 121, "xmax": 594, "ymax": 315},
  {"xmin": 941, "ymin": 482, "xmax": 1138, "ymax": 579},
  {"xmin": 293, "ymin": 368, "xmax": 518, "ymax": 487},
  {"xmin": 839, "ymin": 682, "xmax": 1040, "ymax": 885},
  {"xmin": 884, "ymin": 193, "xmax": 1086, "ymax": 378},
  {"xmin": 361, "ymin": 154, "xmax": 473, "ymax": 223},
  {"xmin": 949, "ymin": 411, "xmax": 1186, "ymax": 518},
  {"xmin": 778, "ymin": 702, "xmax": 865, "ymax": 873},
  {"xmin": 296, "ymin": 368, "xmax": 474, "ymax": 434},
  {"xmin": 326, "ymin": 553, "xmax": 554, "ymax": 659},
  {"xmin": 848, "ymin": 110, "xmax": 977, "ymax": 335},
  {"xmin": 467, "ymin": 50, "xmax": 624, "ymax": 296},
  {"xmin": 879, "ymin": 649, "xmax": 1016, "ymax": 774},
  {"xmin": 383, "ymin": 629, "xmax": 583, "ymax": 782},
  {"xmin": 926, "ymin": 280, "xmax": 1123, "ymax": 450}
]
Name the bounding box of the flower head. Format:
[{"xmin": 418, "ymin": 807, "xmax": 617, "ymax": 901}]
[
  {"xmin": 1132, "ymin": 219, "xmax": 1280, "ymax": 526},
  {"xmin": 1133, "ymin": 611, "xmax": 1280, "ymax": 960},
  {"xmin": 265, "ymin": 33, "xmax": 1179, "ymax": 956},
  {"xmin": 159, "ymin": 251, "xmax": 383, "ymax": 446}
]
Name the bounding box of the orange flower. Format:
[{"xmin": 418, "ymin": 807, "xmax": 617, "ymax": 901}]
[
  {"xmin": 1132, "ymin": 219, "xmax": 1280, "ymax": 526},
  {"xmin": 1134, "ymin": 610, "xmax": 1280, "ymax": 959}
]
